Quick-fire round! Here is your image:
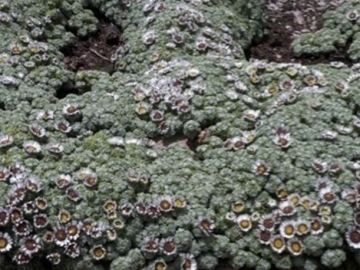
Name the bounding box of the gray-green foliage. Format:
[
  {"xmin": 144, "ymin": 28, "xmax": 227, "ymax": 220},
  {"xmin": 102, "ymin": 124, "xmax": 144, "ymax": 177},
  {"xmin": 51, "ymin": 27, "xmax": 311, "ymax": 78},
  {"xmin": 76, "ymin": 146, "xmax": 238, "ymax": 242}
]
[{"xmin": 0, "ymin": 0, "xmax": 360, "ymax": 270}]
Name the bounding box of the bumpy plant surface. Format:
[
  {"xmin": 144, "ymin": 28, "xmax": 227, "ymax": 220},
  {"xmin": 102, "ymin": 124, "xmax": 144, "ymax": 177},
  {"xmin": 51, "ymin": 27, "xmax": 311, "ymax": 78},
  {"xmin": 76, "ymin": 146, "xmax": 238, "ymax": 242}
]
[{"xmin": 1, "ymin": 1, "xmax": 360, "ymax": 270}]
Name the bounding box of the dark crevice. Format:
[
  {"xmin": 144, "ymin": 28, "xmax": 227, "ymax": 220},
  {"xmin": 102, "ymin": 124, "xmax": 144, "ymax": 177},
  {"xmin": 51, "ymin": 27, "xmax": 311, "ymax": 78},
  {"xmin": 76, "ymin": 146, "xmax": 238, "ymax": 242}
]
[
  {"xmin": 249, "ymin": 0, "xmax": 352, "ymax": 65},
  {"xmin": 61, "ymin": 7, "xmax": 123, "ymax": 74},
  {"xmin": 55, "ymin": 81, "xmax": 82, "ymax": 99},
  {"xmin": 353, "ymin": 103, "xmax": 360, "ymax": 117},
  {"xmin": 153, "ymin": 134, "xmax": 199, "ymax": 153}
]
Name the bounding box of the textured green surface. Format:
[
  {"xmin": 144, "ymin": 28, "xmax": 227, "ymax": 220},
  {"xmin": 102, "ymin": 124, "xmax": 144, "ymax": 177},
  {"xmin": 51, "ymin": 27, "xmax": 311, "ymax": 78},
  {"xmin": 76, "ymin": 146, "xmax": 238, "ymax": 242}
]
[
  {"xmin": 292, "ymin": 0, "xmax": 360, "ymax": 61},
  {"xmin": 0, "ymin": 0, "xmax": 360, "ymax": 269}
]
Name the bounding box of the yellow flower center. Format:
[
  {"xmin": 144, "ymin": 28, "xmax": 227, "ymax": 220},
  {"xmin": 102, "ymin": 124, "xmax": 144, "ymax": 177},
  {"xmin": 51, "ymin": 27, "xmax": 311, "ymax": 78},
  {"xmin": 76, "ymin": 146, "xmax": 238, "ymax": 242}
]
[
  {"xmin": 155, "ymin": 262, "xmax": 166, "ymax": 270},
  {"xmin": 297, "ymin": 224, "xmax": 308, "ymax": 234},
  {"xmin": 174, "ymin": 198, "xmax": 185, "ymax": 208},
  {"xmin": 290, "ymin": 242, "xmax": 302, "ymax": 253},
  {"xmin": 160, "ymin": 201, "xmax": 171, "ymax": 210},
  {"xmin": 93, "ymin": 247, "xmax": 105, "ymax": 258},
  {"xmin": 232, "ymin": 202, "xmax": 245, "ymax": 213},
  {"xmin": 284, "ymin": 225, "xmax": 294, "ymax": 235},
  {"xmin": 274, "ymin": 238, "xmax": 284, "ymax": 249},
  {"xmin": 0, "ymin": 238, "xmax": 7, "ymax": 249},
  {"xmin": 240, "ymin": 220, "xmax": 251, "ymax": 229}
]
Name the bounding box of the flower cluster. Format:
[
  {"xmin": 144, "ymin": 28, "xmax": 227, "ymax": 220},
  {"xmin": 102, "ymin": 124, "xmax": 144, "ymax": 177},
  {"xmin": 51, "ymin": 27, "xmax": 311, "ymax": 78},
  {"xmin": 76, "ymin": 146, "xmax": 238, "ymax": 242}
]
[{"xmin": 0, "ymin": 162, "xmax": 109, "ymax": 265}]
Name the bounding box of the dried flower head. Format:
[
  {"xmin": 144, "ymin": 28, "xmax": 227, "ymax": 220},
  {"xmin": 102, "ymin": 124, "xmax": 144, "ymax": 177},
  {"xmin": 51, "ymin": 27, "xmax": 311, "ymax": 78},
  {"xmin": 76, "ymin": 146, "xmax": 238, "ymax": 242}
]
[
  {"xmin": 10, "ymin": 207, "xmax": 24, "ymax": 223},
  {"xmin": 146, "ymin": 204, "xmax": 161, "ymax": 219},
  {"xmin": 13, "ymin": 220, "xmax": 32, "ymax": 237},
  {"xmin": 259, "ymin": 214, "xmax": 276, "ymax": 231},
  {"xmin": 319, "ymin": 205, "xmax": 332, "ymax": 217},
  {"xmin": 65, "ymin": 241, "xmax": 80, "ymax": 258},
  {"xmin": 334, "ymin": 80, "xmax": 349, "ymax": 93},
  {"xmin": 346, "ymin": 10, "xmax": 359, "ymax": 21},
  {"xmin": 55, "ymin": 174, "xmax": 73, "ymax": 189},
  {"xmin": 106, "ymin": 227, "xmax": 118, "ymax": 241},
  {"xmin": 295, "ymin": 220, "xmax": 310, "ymax": 236},
  {"xmin": 180, "ymin": 253, "xmax": 197, "ymax": 270},
  {"xmin": 303, "ymin": 74, "xmax": 317, "ymax": 86},
  {"xmin": 243, "ymin": 109, "xmax": 260, "ymax": 122},
  {"xmin": 54, "ymin": 226, "xmax": 69, "ymax": 247},
  {"xmin": 13, "ymin": 250, "xmax": 31, "ymax": 265},
  {"xmin": 312, "ymin": 159, "xmax": 328, "ymax": 174},
  {"xmin": 270, "ymin": 235, "xmax": 286, "ymax": 254},
  {"xmin": 150, "ymin": 110, "xmax": 165, "ymax": 123},
  {"xmin": 197, "ymin": 217, "xmax": 215, "ymax": 236},
  {"xmin": 258, "ymin": 230, "xmax": 272, "ymax": 245},
  {"xmin": 62, "ymin": 104, "xmax": 81, "ymax": 120},
  {"xmin": 288, "ymin": 193, "xmax": 301, "ymax": 207},
  {"xmin": 276, "ymin": 187, "xmax": 288, "ymax": 200},
  {"xmin": 47, "ymin": 143, "xmax": 64, "ymax": 155},
  {"xmin": 81, "ymin": 219, "xmax": 94, "ymax": 235},
  {"xmin": 112, "ymin": 218, "xmax": 125, "ymax": 230},
  {"xmin": 161, "ymin": 237, "xmax": 177, "ymax": 256},
  {"xmin": 22, "ymin": 201, "xmax": 37, "ymax": 215},
  {"xmin": 321, "ymin": 215, "xmax": 332, "ymax": 225},
  {"xmin": 58, "ymin": 209, "xmax": 71, "ymax": 224},
  {"xmin": 46, "ymin": 252, "xmax": 61, "ymax": 265},
  {"xmin": 89, "ymin": 221, "xmax": 107, "ymax": 239},
  {"xmin": 135, "ymin": 202, "xmax": 147, "ymax": 216},
  {"xmin": 55, "ymin": 120, "xmax": 72, "ymax": 134},
  {"xmin": 90, "ymin": 245, "xmax": 106, "ymax": 261},
  {"xmin": 28, "ymin": 123, "xmax": 47, "ymax": 140},
  {"xmin": 33, "ymin": 197, "xmax": 46, "ymax": 211},
  {"xmin": 66, "ymin": 187, "xmax": 82, "ymax": 203},
  {"xmin": 279, "ymin": 221, "xmax": 296, "ymax": 239},
  {"xmin": 273, "ymin": 127, "xmax": 292, "ymax": 149},
  {"xmin": 121, "ymin": 203, "xmax": 134, "ymax": 218},
  {"xmin": 174, "ymin": 196, "xmax": 187, "ymax": 209},
  {"xmin": 0, "ymin": 134, "xmax": 13, "ymax": 148},
  {"xmin": 0, "ymin": 207, "xmax": 10, "ymax": 226},
  {"xmin": 36, "ymin": 110, "xmax": 54, "ymax": 121},
  {"xmin": 42, "ymin": 231, "xmax": 55, "ymax": 244},
  {"xmin": 142, "ymin": 30, "xmax": 156, "ymax": 45},
  {"xmin": 103, "ymin": 200, "xmax": 117, "ymax": 214},
  {"xmin": 287, "ymin": 238, "xmax": 303, "ymax": 256},
  {"xmin": 9, "ymin": 184, "xmax": 27, "ymax": 205},
  {"xmin": 83, "ymin": 172, "xmax": 98, "ymax": 188},
  {"xmin": 278, "ymin": 201, "xmax": 296, "ymax": 217},
  {"xmin": 279, "ymin": 79, "xmax": 295, "ymax": 91},
  {"xmin": 237, "ymin": 214, "xmax": 252, "ymax": 232},
  {"xmin": 252, "ymin": 160, "xmax": 270, "ymax": 176},
  {"xmin": 33, "ymin": 214, "xmax": 49, "ymax": 229},
  {"xmin": 0, "ymin": 232, "xmax": 12, "ymax": 253},
  {"xmin": 20, "ymin": 235, "xmax": 41, "ymax": 255},
  {"xmin": 231, "ymin": 200, "xmax": 245, "ymax": 214},
  {"xmin": 319, "ymin": 187, "xmax": 337, "ymax": 204},
  {"xmin": 126, "ymin": 169, "xmax": 140, "ymax": 184},
  {"xmin": 315, "ymin": 177, "xmax": 332, "ymax": 192},
  {"xmin": 310, "ymin": 218, "xmax": 323, "ymax": 235},
  {"xmin": 158, "ymin": 196, "xmax": 173, "ymax": 213},
  {"xmin": 23, "ymin": 140, "xmax": 42, "ymax": 155},
  {"xmin": 25, "ymin": 178, "xmax": 42, "ymax": 193},
  {"xmin": 66, "ymin": 221, "xmax": 81, "ymax": 241},
  {"xmin": 347, "ymin": 227, "xmax": 360, "ymax": 249}
]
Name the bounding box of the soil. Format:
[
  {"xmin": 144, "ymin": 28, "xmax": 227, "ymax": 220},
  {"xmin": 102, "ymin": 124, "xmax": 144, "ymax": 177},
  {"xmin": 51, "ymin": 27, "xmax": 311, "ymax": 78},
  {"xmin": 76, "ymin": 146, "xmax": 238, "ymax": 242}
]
[
  {"xmin": 249, "ymin": 0, "xmax": 352, "ymax": 65},
  {"xmin": 62, "ymin": 17, "xmax": 122, "ymax": 74}
]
